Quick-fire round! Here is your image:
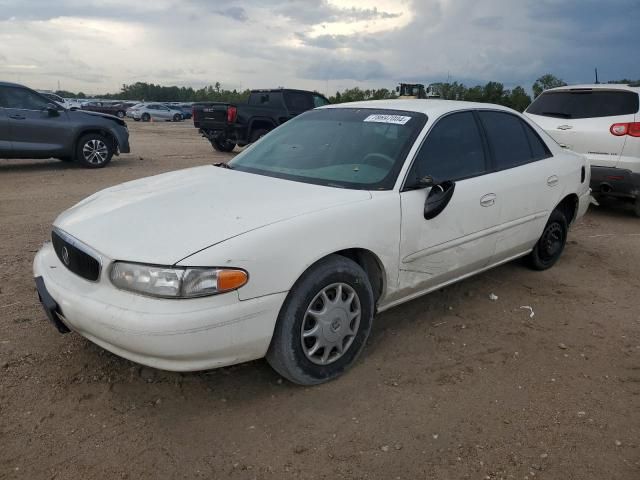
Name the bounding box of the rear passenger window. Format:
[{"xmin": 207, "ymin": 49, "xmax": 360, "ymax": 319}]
[
  {"xmin": 408, "ymin": 111, "xmax": 487, "ymax": 183},
  {"xmin": 523, "ymin": 123, "xmax": 551, "ymax": 159},
  {"xmin": 479, "ymin": 111, "xmax": 539, "ymax": 170}
]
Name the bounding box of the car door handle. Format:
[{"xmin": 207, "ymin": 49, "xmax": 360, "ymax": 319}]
[
  {"xmin": 547, "ymin": 175, "xmax": 559, "ymax": 187},
  {"xmin": 480, "ymin": 193, "xmax": 496, "ymax": 207},
  {"xmin": 9, "ymin": 114, "xmax": 26, "ymax": 120}
]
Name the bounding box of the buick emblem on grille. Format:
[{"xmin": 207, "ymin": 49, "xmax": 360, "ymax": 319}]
[{"xmin": 61, "ymin": 246, "xmax": 70, "ymax": 266}]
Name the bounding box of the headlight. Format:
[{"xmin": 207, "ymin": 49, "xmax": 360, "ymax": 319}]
[{"xmin": 110, "ymin": 262, "xmax": 248, "ymax": 298}]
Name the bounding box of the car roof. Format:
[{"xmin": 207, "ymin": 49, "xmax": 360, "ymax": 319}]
[
  {"xmin": 0, "ymin": 81, "xmax": 27, "ymax": 88},
  {"xmin": 545, "ymin": 83, "xmax": 640, "ymax": 93},
  {"xmin": 321, "ymin": 99, "xmax": 517, "ymax": 117}
]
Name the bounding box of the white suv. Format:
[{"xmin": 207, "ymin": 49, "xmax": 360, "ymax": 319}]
[{"xmin": 525, "ymin": 84, "xmax": 640, "ymax": 216}]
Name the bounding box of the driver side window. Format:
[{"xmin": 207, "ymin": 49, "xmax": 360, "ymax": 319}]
[
  {"xmin": 1, "ymin": 87, "xmax": 51, "ymax": 110},
  {"xmin": 408, "ymin": 111, "xmax": 487, "ymax": 184}
]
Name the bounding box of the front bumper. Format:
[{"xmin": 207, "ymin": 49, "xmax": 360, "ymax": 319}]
[
  {"xmin": 590, "ymin": 166, "xmax": 640, "ymax": 200},
  {"xmin": 33, "ymin": 242, "xmax": 286, "ymax": 371}
]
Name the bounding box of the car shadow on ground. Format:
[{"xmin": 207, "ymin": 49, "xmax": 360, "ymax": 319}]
[{"xmin": 0, "ymin": 156, "xmax": 141, "ymax": 173}]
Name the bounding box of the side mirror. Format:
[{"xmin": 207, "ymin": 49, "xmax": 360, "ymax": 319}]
[
  {"xmin": 44, "ymin": 103, "xmax": 60, "ymax": 116},
  {"xmin": 424, "ymin": 181, "xmax": 455, "ymax": 220}
]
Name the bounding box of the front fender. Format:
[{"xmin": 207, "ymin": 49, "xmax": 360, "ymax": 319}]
[{"xmin": 177, "ymin": 192, "xmax": 401, "ymax": 303}]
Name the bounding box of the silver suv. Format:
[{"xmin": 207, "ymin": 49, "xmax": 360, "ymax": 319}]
[{"xmin": 525, "ymin": 84, "xmax": 640, "ymax": 216}]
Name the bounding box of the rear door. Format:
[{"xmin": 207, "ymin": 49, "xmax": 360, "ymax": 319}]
[
  {"xmin": 398, "ymin": 111, "xmax": 500, "ymax": 297},
  {"xmin": 283, "ymin": 91, "xmax": 314, "ymax": 119},
  {"xmin": 525, "ymin": 89, "xmax": 638, "ymax": 168},
  {"xmin": 0, "ymin": 85, "xmax": 70, "ymax": 157},
  {"xmin": 478, "ymin": 110, "xmax": 558, "ymax": 261}
]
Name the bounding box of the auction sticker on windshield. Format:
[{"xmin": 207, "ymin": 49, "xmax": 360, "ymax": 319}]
[{"xmin": 363, "ymin": 114, "xmax": 412, "ymax": 125}]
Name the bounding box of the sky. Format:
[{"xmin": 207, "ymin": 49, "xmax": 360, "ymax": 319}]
[{"xmin": 0, "ymin": 0, "xmax": 638, "ymax": 96}]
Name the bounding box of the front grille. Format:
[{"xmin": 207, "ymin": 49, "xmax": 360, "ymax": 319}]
[{"xmin": 51, "ymin": 229, "xmax": 101, "ymax": 281}]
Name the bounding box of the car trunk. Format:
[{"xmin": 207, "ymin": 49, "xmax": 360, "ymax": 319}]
[{"xmin": 525, "ymin": 89, "xmax": 639, "ymax": 169}]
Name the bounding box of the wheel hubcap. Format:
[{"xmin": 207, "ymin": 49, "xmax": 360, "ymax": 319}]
[
  {"xmin": 82, "ymin": 139, "xmax": 108, "ymax": 165},
  {"xmin": 301, "ymin": 283, "xmax": 361, "ymax": 365},
  {"xmin": 540, "ymin": 222, "xmax": 563, "ymax": 260}
]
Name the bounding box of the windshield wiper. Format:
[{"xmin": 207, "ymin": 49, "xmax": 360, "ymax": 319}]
[
  {"xmin": 539, "ymin": 111, "xmax": 572, "ymax": 118},
  {"xmin": 214, "ymin": 162, "xmax": 233, "ymax": 169}
]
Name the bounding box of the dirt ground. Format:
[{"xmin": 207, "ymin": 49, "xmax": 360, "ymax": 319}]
[{"xmin": 1, "ymin": 121, "xmax": 639, "ymax": 480}]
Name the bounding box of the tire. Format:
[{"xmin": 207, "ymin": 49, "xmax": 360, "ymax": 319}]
[
  {"xmin": 527, "ymin": 210, "xmax": 568, "ymax": 270},
  {"xmin": 173, "ymin": 113, "xmax": 182, "ymax": 122},
  {"xmin": 141, "ymin": 113, "xmax": 150, "ymax": 122},
  {"xmin": 116, "ymin": 110, "xmax": 125, "ymax": 118},
  {"xmin": 75, "ymin": 133, "xmax": 113, "ymax": 168},
  {"xmin": 266, "ymin": 254, "xmax": 374, "ymax": 385},
  {"xmin": 249, "ymin": 128, "xmax": 269, "ymax": 143},
  {"xmin": 211, "ymin": 138, "xmax": 236, "ymax": 152}
]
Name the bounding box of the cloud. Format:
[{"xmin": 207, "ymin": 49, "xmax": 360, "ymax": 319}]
[
  {"xmin": 0, "ymin": 0, "xmax": 637, "ymax": 95},
  {"xmin": 216, "ymin": 6, "xmax": 248, "ymax": 22}
]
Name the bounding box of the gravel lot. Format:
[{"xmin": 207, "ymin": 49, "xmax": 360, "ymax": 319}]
[{"xmin": 1, "ymin": 121, "xmax": 639, "ymax": 479}]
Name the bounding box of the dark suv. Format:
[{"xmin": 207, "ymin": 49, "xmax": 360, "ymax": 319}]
[{"xmin": 0, "ymin": 82, "xmax": 130, "ymax": 168}]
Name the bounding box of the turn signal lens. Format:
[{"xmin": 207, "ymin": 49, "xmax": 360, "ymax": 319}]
[
  {"xmin": 610, "ymin": 123, "xmax": 628, "ymax": 136},
  {"xmin": 217, "ymin": 269, "xmax": 249, "ymax": 292}
]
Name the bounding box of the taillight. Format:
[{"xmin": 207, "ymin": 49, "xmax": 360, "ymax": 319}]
[
  {"xmin": 227, "ymin": 106, "xmax": 238, "ymax": 123},
  {"xmin": 610, "ymin": 122, "xmax": 640, "ymax": 137}
]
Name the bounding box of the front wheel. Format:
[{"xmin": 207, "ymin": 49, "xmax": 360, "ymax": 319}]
[
  {"xmin": 266, "ymin": 255, "xmax": 374, "ymax": 385},
  {"xmin": 527, "ymin": 210, "xmax": 568, "ymax": 270},
  {"xmin": 141, "ymin": 113, "xmax": 150, "ymax": 122},
  {"xmin": 75, "ymin": 133, "xmax": 113, "ymax": 168},
  {"xmin": 211, "ymin": 138, "xmax": 236, "ymax": 152},
  {"xmin": 116, "ymin": 110, "xmax": 125, "ymax": 118}
]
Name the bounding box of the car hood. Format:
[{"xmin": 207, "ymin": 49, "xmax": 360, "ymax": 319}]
[
  {"xmin": 68, "ymin": 109, "xmax": 126, "ymax": 126},
  {"xmin": 53, "ymin": 166, "xmax": 371, "ymax": 264}
]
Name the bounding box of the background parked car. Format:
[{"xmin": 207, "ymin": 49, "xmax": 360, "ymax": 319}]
[
  {"xmin": 0, "ymin": 81, "xmax": 130, "ymax": 168},
  {"xmin": 193, "ymin": 88, "xmax": 330, "ymax": 152},
  {"xmin": 129, "ymin": 103, "xmax": 183, "ymax": 122},
  {"xmin": 81, "ymin": 101, "xmax": 136, "ymax": 118},
  {"xmin": 525, "ymin": 84, "xmax": 640, "ymax": 216},
  {"xmin": 165, "ymin": 102, "xmax": 193, "ymax": 119}
]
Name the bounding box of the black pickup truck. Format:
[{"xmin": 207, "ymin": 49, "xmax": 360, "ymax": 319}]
[{"xmin": 192, "ymin": 89, "xmax": 330, "ymax": 152}]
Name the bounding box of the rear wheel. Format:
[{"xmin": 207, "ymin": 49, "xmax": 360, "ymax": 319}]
[
  {"xmin": 527, "ymin": 210, "xmax": 568, "ymax": 270},
  {"xmin": 173, "ymin": 113, "xmax": 182, "ymax": 122},
  {"xmin": 211, "ymin": 138, "xmax": 236, "ymax": 152},
  {"xmin": 75, "ymin": 133, "xmax": 113, "ymax": 168},
  {"xmin": 249, "ymin": 128, "xmax": 269, "ymax": 143},
  {"xmin": 266, "ymin": 255, "xmax": 374, "ymax": 385},
  {"xmin": 116, "ymin": 110, "xmax": 125, "ymax": 118},
  {"xmin": 141, "ymin": 113, "xmax": 150, "ymax": 122}
]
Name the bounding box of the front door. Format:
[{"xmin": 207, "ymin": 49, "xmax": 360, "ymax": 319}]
[
  {"xmin": 397, "ymin": 111, "xmax": 500, "ymax": 299},
  {"xmin": 0, "ymin": 85, "xmax": 69, "ymax": 157}
]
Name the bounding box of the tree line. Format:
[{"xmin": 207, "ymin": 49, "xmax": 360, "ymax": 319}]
[{"xmin": 55, "ymin": 74, "xmax": 639, "ymax": 112}]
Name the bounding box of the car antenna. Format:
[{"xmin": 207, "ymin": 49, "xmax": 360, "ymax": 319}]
[{"xmin": 594, "ymin": 67, "xmax": 599, "ymax": 84}]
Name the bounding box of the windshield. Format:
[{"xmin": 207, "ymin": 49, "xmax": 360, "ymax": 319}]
[{"xmin": 228, "ymin": 108, "xmax": 426, "ymax": 190}]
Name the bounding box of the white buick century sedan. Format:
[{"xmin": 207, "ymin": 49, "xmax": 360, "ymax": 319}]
[{"xmin": 34, "ymin": 100, "xmax": 591, "ymax": 385}]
